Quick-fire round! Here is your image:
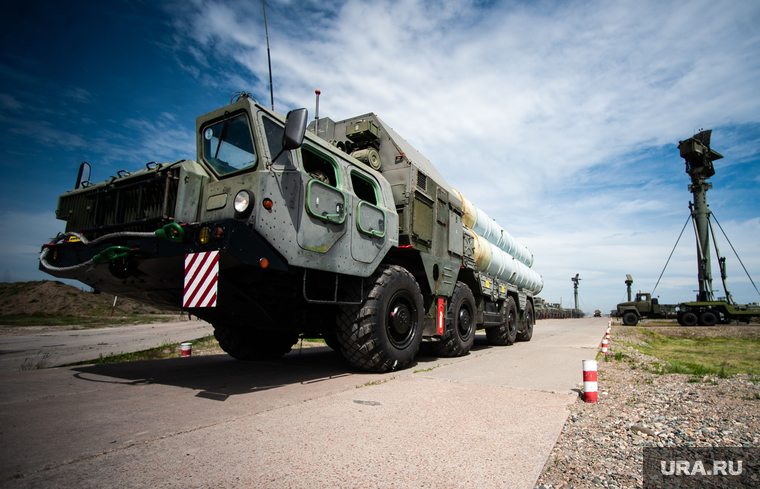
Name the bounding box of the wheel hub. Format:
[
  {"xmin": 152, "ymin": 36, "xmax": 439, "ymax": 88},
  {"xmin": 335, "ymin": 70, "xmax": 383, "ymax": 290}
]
[
  {"xmin": 390, "ymin": 303, "xmax": 412, "ymax": 336},
  {"xmin": 386, "ymin": 290, "xmax": 418, "ymax": 349},
  {"xmin": 458, "ymin": 308, "xmax": 472, "ymax": 336}
]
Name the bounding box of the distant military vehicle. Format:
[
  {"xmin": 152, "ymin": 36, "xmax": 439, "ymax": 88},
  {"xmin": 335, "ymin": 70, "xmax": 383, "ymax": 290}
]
[
  {"xmin": 593, "ymin": 309, "xmax": 601, "ymax": 317},
  {"xmin": 616, "ymin": 292, "xmax": 667, "ymax": 326},
  {"xmin": 39, "ymin": 93, "xmax": 543, "ymax": 372}
]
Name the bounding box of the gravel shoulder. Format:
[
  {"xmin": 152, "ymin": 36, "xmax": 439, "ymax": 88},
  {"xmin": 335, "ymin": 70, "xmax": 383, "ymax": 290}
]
[{"xmin": 534, "ymin": 326, "xmax": 760, "ymax": 489}]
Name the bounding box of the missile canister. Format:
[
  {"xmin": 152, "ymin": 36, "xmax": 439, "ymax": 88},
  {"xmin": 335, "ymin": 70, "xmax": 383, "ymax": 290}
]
[
  {"xmin": 470, "ymin": 231, "xmax": 544, "ymax": 295},
  {"xmin": 452, "ymin": 188, "xmax": 534, "ymax": 268}
]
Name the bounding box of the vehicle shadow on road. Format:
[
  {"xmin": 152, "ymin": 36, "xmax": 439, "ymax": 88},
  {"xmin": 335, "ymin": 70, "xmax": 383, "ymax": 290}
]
[
  {"xmin": 68, "ymin": 336, "xmax": 497, "ymax": 401},
  {"xmin": 69, "ymin": 346, "xmax": 363, "ymax": 401}
]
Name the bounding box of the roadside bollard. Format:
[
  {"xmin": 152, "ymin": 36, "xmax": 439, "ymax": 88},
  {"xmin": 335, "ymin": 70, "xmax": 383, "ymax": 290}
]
[
  {"xmin": 601, "ymin": 338, "xmax": 608, "ymax": 354},
  {"xmin": 181, "ymin": 342, "xmax": 192, "ymax": 357},
  {"xmin": 583, "ymin": 360, "xmax": 598, "ymax": 403},
  {"xmin": 606, "ymin": 328, "xmax": 610, "ymax": 340}
]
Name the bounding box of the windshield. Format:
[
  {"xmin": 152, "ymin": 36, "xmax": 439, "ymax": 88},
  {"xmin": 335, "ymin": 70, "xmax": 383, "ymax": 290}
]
[{"xmin": 202, "ymin": 113, "xmax": 257, "ymax": 175}]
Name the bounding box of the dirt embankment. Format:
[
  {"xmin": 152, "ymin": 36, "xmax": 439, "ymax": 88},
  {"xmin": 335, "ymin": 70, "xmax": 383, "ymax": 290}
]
[
  {"xmin": 0, "ymin": 280, "xmax": 171, "ymax": 317},
  {"xmin": 0, "ymin": 281, "xmax": 183, "ymax": 335}
]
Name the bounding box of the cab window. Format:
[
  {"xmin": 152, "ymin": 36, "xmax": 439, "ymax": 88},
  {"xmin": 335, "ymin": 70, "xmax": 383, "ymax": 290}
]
[
  {"xmin": 351, "ymin": 171, "xmax": 385, "ymax": 237},
  {"xmin": 202, "ymin": 113, "xmax": 256, "ymax": 175},
  {"xmin": 302, "ymin": 147, "xmax": 338, "ymax": 187},
  {"xmin": 262, "ymin": 116, "xmax": 293, "ymax": 166},
  {"xmin": 351, "ymin": 172, "xmax": 378, "ymax": 205},
  {"xmin": 302, "ymin": 147, "xmax": 344, "ymax": 224}
]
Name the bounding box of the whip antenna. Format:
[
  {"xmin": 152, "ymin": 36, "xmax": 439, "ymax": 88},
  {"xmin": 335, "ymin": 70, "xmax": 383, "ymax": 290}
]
[{"xmin": 262, "ymin": 0, "xmax": 274, "ymax": 110}]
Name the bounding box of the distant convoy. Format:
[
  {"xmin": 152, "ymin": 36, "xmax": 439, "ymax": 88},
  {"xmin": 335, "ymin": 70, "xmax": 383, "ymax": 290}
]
[{"xmin": 534, "ymin": 297, "xmax": 585, "ymax": 319}]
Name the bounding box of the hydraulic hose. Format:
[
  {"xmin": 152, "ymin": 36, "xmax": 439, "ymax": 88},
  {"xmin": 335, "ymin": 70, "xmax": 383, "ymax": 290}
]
[{"xmin": 39, "ymin": 224, "xmax": 184, "ymax": 273}]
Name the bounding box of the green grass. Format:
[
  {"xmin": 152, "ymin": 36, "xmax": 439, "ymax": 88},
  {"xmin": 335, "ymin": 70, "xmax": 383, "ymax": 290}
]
[
  {"xmin": 623, "ymin": 329, "xmax": 760, "ymax": 376},
  {"xmin": 67, "ymin": 335, "xmax": 219, "ymax": 365},
  {"xmin": 413, "ymin": 366, "xmax": 438, "ymax": 373}
]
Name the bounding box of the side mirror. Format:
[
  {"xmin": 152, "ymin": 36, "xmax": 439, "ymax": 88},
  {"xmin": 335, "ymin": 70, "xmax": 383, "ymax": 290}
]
[
  {"xmin": 271, "ymin": 108, "xmax": 308, "ymax": 164},
  {"xmin": 75, "ymin": 161, "xmax": 91, "ymax": 189},
  {"xmin": 283, "ymin": 108, "xmax": 308, "ymax": 150}
]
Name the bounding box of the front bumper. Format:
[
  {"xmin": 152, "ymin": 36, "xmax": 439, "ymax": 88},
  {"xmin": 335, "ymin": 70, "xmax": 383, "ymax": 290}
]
[{"xmin": 40, "ymin": 219, "xmax": 290, "ymax": 314}]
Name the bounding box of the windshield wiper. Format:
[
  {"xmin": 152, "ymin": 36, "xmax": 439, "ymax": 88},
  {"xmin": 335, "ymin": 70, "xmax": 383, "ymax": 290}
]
[{"xmin": 214, "ymin": 119, "xmax": 229, "ymax": 159}]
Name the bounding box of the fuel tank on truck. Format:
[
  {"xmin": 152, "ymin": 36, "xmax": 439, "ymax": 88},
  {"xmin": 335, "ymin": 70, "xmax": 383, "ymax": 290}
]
[{"xmin": 451, "ymin": 188, "xmax": 534, "ymax": 268}]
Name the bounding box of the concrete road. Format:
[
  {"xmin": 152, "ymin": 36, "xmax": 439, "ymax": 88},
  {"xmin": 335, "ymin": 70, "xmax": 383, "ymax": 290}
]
[
  {"xmin": 0, "ymin": 321, "xmax": 214, "ymax": 372},
  {"xmin": 0, "ymin": 317, "xmax": 609, "ymax": 488}
]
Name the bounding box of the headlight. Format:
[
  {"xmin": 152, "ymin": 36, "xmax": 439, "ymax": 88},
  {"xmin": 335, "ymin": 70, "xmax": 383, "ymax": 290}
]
[{"xmin": 234, "ymin": 190, "xmax": 253, "ymax": 215}]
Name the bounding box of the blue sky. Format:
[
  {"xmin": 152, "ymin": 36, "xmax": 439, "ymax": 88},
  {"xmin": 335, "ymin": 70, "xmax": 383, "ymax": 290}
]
[{"xmin": 1, "ymin": 0, "xmax": 758, "ymax": 314}]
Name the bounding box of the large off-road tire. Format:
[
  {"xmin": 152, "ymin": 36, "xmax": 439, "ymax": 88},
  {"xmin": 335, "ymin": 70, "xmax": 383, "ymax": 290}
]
[
  {"xmin": 681, "ymin": 312, "xmax": 698, "ymax": 326},
  {"xmin": 336, "ymin": 265, "xmax": 424, "ymax": 372},
  {"xmin": 516, "ymin": 301, "xmax": 534, "ymax": 342},
  {"xmin": 622, "ymin": 311, "xmax": 639, "ymax": 326},
  {"xmin": 486, "ymin": 297, "xmax": 518, "ymax": 346},
  {"xmin": 429, "ymin": 282, "xmax": 476, "ymax": 357},
  {"xmin": 699, "ymin": 311, "xmax": 718, "ymax": 326},
  {"xmin": 214, "ymin": 324, "xmax": 299, "ymax": 361}
]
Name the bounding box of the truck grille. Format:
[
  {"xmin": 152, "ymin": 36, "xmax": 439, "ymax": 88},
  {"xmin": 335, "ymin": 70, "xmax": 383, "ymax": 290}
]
[{"xmin": 58, "ymin": 167, "xmax": 180, "ymax": 238}]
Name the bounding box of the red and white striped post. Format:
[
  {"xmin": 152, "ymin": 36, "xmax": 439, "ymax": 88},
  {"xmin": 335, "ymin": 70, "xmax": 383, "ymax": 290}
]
[
  {"xmin": 601, "ymin": 338, "xmax": 608, "ymax": 354},
  {"xmin": 583, "ymin": 360, "xmax": 598, "ymax": 403},
  {"xmin": 605, "ymin": 327, "xmax": 610, "ymax": 340}
]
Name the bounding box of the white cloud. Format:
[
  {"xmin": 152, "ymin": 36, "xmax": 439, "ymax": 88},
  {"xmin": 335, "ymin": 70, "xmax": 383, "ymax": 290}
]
[
  {"xmin": 7, "ymin": 0, "xmax": 756, "ymax": 315},
  {"xmin": 156, "ymin": 0, "xmax": 760, "ymax": 313},
  {"xmin": 0, "ymin": 93, "xmax": 23, "ymax": 111},
  {"xmin": 62, "ymin": 87, "xmax": 95, "ymax": 104}
]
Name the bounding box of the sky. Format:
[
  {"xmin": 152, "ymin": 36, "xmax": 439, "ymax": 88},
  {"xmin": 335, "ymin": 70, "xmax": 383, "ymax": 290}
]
[{"xmin": 1, "ymin": 0, "xmax": 758, "ymax": 315}]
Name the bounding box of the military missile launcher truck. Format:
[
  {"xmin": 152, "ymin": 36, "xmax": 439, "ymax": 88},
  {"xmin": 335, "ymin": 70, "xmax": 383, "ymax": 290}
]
[{"xmin": 39, "ymin": 94, "xmax": 543, "ymax": 372}]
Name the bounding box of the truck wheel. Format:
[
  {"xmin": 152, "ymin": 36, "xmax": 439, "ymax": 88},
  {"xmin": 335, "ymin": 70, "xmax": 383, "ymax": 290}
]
[
  {"xmin": 516, "ymin": 301, "xmax": 534, "ymax": 341},
  {"xmin": 429, "ymin": 282, "xmax": 476, "ymax": 357},
  {"xmin": 486, "ymin": 297, "xmax": 518, "ymax": 346},
  {"xmin": 698, "ymin": 311, "xmax": 718, "ymax": 326},
  {"xmin": 336, "ymin": 265, "xmax": 424, "ymax": 372},
  {"xmin": 622, "ymin": 311, "xmax": 639, "ymax": 326},
  {"xmin": 214, "ymin": 325, "xmax": 298, "ymax": 361},
  {"xmin": 681, "ymin": 312, "xmax": 698, "ymax": 326}
]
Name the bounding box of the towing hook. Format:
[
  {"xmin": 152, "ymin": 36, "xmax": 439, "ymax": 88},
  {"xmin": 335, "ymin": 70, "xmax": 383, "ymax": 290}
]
[
  {"xmin": 92, "ymin": 246, "xmax": 133, "ymax": 264},
  {"xmin": 155, "ymin": 223, "xmax": 185, "ymax": 243}
]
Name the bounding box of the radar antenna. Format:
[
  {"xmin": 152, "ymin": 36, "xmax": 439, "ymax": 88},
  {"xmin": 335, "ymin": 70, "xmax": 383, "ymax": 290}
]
[
  {"xmin": 678, "ymin": 130, "xmax": 724, "ymax": 301},
  {"xmin": 571, "ymin": 274, "xmax": 581, "ymax": 317}
]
